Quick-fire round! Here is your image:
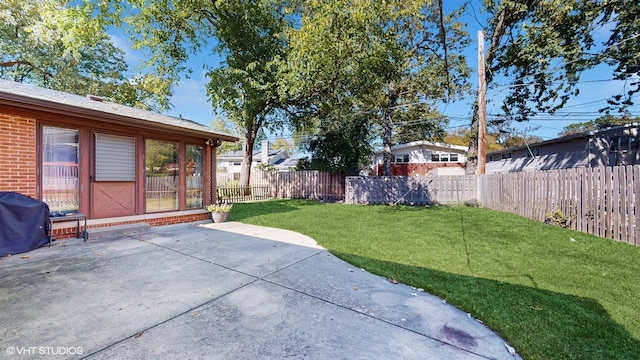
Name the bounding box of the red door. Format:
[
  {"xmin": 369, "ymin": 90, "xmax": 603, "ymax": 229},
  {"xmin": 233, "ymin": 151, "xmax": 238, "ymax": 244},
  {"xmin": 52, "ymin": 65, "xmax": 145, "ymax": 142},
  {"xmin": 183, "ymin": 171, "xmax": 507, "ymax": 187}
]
[{"xmin": 91, "ymin": 133, "xmax": 137, "ymax": 218}]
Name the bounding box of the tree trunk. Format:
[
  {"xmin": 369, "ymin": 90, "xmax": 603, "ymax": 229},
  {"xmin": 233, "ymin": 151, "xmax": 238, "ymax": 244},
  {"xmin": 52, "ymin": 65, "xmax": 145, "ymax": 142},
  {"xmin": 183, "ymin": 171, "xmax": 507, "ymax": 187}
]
[{"xmin": 239, "ymin": 137, "xmax": 254, "ymax": 194}]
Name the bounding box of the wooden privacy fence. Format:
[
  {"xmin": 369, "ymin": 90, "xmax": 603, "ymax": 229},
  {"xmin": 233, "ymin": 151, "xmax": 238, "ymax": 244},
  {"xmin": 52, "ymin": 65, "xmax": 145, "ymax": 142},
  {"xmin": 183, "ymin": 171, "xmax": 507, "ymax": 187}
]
[
  {"xmin": 482, "ymin": 165, "xmax": 640, "ymax": 246},
  {"xmin": 345, "ymin": 175, "xmax": 478, "ymax": 205},
  {"xmin": 269, "ymin": 171, "xmax": 345, "ymax": 201},
  {"xmin": 215, "ymin": 170, "xmax": 345, "ymax": 202},
  {"xmin": 345, "ymin": 166, "xmax": 639, "ymax": 246},
  {"xmin": 216, "ymin": 171, "xmax": 270, "ymax": 186}
]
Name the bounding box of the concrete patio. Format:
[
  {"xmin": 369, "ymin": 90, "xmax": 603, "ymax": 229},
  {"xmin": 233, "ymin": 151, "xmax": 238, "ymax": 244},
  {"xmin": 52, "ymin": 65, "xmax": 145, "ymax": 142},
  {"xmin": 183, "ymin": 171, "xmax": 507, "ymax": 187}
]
[{"xmin": 0, "ymin": 221, "xmax": 520, "ymax": 359}]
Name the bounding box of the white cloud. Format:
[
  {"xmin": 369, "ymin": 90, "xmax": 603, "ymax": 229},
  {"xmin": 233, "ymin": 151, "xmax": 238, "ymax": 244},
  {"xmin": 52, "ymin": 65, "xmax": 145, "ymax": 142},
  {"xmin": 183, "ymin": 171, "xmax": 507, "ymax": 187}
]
[{"xmin": 108, "ymin": 32, "xmax": 142, "ymax": 67}]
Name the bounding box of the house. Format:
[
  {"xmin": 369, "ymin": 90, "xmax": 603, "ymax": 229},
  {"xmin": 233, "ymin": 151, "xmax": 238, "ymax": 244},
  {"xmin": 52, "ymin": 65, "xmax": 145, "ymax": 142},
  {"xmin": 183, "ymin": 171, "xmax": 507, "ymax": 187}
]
[
  {"xmin": 0, "ymin": 79, "xmax": 238, "ymax": 240},
  {"xmin": 486, "ymin": 122, "xmax": 640, "ymax": 173},
  {"xmin": 372, "ymin": 141, "xmax": 468, "ymax": 176},
  {"xmin": 217, "ymin": 140, "xmax": 298, "ymax": 172}
]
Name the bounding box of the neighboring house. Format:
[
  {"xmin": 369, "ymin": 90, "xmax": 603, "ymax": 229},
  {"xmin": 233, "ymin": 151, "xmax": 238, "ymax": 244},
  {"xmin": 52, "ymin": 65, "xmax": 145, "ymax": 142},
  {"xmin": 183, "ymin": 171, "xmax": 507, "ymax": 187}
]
[
  {"xmin": 372, "ymin": 141, "xmax": 468, "ymax": 176},
  {"xmin": 217, "ymin": 140, "xmax": 299, "ymax": 172},
  {"xmin": 486, "ymin": 122, "xmax": 640, "ymax": 173},
  {"xmin": 0, "ymin": 79, "xmax": 238, "ymax": 239}
]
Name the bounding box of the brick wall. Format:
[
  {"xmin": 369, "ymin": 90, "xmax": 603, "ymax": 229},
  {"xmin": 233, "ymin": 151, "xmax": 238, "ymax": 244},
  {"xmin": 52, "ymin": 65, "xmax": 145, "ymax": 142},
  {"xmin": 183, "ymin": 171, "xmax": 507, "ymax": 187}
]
[
  {"xmin": 0, "ymin": 113, "xmax": 37, "ymax": 197},
  {"xmin": 52, "ymin": 213, "xmax": 211, "ymax": 240},
  {"xmin": 374, "ymin": 163, "xmax": 465, "ymax": 176}
]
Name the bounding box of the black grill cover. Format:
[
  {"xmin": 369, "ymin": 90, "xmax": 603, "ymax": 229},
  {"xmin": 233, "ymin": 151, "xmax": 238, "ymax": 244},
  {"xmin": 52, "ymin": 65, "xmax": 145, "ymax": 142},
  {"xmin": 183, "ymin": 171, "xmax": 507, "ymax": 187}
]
[{"xmin": 0, "ymin": 192, "xmax": 50, "ymax": 257}]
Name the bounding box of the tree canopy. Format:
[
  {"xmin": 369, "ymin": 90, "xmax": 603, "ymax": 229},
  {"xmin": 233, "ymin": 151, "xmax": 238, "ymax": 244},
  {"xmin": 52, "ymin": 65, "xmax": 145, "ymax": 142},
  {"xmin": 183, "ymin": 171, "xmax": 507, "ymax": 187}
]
[
  {"xmin": 598, "ymin": 1, "xmax": 640, "ymax": 112},
  {"xmin": 558, "ymin": 114, "xmax": 640, "ymax": 137},
  {"xmin": 109, "ymin": 0, "xmax": 292, "ymax": 186},
  {"xmin": 466, "ymin": 0, "xmax": 600, "ymax": 173},
  {"xmin": 280, "ymin": 0, "xmax": 470, "ymax": 174},
  {"xmin": 0, "ymin": 0, "xmax": 171, "ymax": 111}
]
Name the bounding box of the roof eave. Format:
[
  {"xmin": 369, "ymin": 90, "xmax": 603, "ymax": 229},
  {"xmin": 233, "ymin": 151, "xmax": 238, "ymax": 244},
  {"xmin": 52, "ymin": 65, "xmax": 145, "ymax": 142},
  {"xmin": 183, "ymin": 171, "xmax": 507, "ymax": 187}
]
[{"xmin": 0, "ymin": 92, "xmax": 239, "ymax": 142}]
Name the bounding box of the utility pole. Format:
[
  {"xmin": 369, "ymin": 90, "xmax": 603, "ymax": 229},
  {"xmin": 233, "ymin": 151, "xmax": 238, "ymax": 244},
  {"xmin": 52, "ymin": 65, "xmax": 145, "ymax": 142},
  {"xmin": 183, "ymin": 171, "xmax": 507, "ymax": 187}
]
[{"xmin": 477, "ymin": 30, "xmax": 487, "ymax": 175}]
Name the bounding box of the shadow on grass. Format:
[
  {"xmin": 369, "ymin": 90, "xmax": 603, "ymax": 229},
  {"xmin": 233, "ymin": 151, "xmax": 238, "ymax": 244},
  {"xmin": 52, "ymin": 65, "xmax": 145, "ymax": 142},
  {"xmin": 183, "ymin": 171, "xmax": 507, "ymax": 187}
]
[{"xmin": 331, "ymin": 251, "xmax": 640, "ymax": 360}]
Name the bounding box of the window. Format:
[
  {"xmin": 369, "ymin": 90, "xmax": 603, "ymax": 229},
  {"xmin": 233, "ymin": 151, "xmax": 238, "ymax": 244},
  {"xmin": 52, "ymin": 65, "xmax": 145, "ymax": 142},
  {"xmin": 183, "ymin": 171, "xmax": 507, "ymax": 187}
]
[
  {"xmin": 42, "ymin": 126, "xmax": 79, "ymax": 216},
  {"xmin": 526, "ymin": 146, "xmax": 540, "ymax": 158},
  {"xmin": 146, "ymin": 139, "xmax": 178, "ymax": 212},
  {"xmin": 432, "ymin": 153, "xmax": 457, "ymax": 162},
  {"xmin": 612, "ymin": 136, "xmax": 639, "ymax": 153},
  {"xmin": 394, "ymin": 154, "xmax": 410, "ymax": 163},
  {"xmin": 501, "ymin": 152, "xmax": 512, "ymax": 159},
  {"xmin": 186, "ymin": 145, "xmax": 204, "ymax": 209}
]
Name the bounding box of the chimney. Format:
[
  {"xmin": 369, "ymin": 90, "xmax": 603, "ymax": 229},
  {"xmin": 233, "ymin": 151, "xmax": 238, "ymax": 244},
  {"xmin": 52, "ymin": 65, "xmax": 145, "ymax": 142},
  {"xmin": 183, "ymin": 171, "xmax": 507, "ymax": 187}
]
[{"xmin": 262, "ymin": 140, "xmax": 270, "ymax": 164}]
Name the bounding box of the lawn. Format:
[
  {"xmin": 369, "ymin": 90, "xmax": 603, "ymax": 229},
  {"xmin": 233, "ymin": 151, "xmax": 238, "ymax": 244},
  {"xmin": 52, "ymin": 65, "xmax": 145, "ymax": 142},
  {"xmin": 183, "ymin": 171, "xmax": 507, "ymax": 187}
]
[{"xmin": 230, "ymin": 200, "xmax": 640, "ymax": 360}]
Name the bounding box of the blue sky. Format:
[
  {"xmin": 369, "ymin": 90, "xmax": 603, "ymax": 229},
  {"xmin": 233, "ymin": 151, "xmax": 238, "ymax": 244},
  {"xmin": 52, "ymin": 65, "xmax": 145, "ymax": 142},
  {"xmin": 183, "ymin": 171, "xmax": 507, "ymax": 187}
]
[{"xmin": 111, "ymin": 1, "xmax": 639, "ymax": 143}]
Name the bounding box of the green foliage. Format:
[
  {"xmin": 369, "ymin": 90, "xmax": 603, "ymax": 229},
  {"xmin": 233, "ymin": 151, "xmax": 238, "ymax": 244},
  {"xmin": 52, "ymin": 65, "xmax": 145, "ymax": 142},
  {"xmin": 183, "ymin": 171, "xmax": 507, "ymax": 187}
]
[
  {"xmin": 279, "ymin": 0, "xmax": 471, "ymax": 175},
  {"xmin": 255, "ymin": 163, "xmax": 277, "ymax": 172},
  {"xmin": 205, "ymin": 203, "xmax": 232, "ymax": 213},
  {"xmin": 0, "ymin": 0, "xmax": 171, "ymax": 111},
  {"xmin": 558, "ymin": 114, "xmax": 640, "ymax": 137},
  {"xmin": 298, "ymin": 115, "xmax": 373, "ymax": 175},
  {"xmin": 544, "ymin": 209, "xmax": 571, "ymax": 228},
  {"xmin": 233, "ymin": 200, "xmax": 640, "ymax": 360},
  {"xmin": 145, "ymin": 139, "xmax": 178, "ymax": 176},
  {"xmin": 598, "ymin": 1, "xmax": 640, "ymax": 112},
  {"xmin": 269, "ymin": 138, "xmax": 296, "ymax": 154},
  {"xmin": 105, "ymin": 0, "xmax": 293, "ymax": 186},
  {"xmin": 483, "ymin": 0, "xmax": 599, "ymax": 121},
  {"xmin": 211, "ymin": 117, "xmax": 242, "ymax": 155}
]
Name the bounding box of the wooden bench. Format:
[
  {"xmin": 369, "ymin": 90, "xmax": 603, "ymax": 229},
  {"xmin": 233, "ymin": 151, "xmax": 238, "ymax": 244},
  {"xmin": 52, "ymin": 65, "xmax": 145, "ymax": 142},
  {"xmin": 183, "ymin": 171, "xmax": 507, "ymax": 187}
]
[{"xmin": 49, "ymin": 213, "xmax": 87, "ymax": 246}]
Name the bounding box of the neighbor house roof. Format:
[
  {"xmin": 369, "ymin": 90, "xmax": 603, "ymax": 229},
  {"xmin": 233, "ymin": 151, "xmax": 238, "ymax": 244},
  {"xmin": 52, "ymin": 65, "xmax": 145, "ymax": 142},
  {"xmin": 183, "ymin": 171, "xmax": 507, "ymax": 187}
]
[
  {"xmin": 486, "ymin": 122, "xmax": 640, "ymax": 156},
  {"xmin": 0, "ymin": 79, "xmax": 238, "ymax": 142}
]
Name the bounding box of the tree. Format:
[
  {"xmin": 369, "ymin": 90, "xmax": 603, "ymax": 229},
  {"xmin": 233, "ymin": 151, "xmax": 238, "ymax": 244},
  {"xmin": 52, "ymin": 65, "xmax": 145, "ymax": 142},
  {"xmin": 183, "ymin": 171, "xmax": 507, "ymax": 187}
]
[
  {"xmin": 296, "ymin": 112, "xmax": 374, "ymax": 175},
  {"xmin": 558, "ymin": 114, "xmax": 640, "ymax": 137},
  {"xmin": 0, "ymin": 0, "xmax": 171, "ymax": 111},
  {"xmin": 210, "ymin": 117, "xmax": 242, "ymax": 156},
  {"xmin": 280, "ymin": 0, "xmax": 470, "ymax": 175},
  {"xmin": 488, "ymin": 115, "xmax": 542, "ymax": 148},
  {"xmin": 270, "ymin": 138, "xmax": 295, "ymax": 154},
  {"xmin": 445, "ymin": 128, "xmax": 503, "ymax": 152},
  {"xmin": 108, "ymin": 0, "xmax": 291, "ymax": 187},
  {"xmin": 466, "ymin": 0, "xmax": 599, "ymax": 174},
  {"xmin": 599, "ymin": 1, "xmax": 640, "ymax": 113}
]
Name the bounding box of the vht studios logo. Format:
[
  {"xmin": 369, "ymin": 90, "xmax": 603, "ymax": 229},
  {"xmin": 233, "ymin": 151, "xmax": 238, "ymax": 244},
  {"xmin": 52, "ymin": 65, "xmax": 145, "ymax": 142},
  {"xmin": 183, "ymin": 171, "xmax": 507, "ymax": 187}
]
[{"xmin": 6, "ymin": 346, "xmax": 83, "ymax": 356}]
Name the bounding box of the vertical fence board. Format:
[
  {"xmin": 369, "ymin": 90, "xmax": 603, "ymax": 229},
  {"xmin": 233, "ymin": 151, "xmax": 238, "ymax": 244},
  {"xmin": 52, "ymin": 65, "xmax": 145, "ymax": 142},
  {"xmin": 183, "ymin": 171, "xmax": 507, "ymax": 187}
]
[
  {"xmin": 619, "ymin": 166, "xmax": 627, "ymax": 242},
  {"xmin": 611, "ymin": 167, "xmax": 619, "ymax": 240},
  {"xmin": 633, "ymin": 165, "xmax": 640, "ymax": 246}
]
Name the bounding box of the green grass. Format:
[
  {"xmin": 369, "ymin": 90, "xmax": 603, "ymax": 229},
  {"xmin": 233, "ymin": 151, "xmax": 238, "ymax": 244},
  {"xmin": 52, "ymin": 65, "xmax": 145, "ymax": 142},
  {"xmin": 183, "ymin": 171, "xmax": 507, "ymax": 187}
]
[{"xmin": 230, "ymin": 200, "xmax": 640, "ymax": 360}]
